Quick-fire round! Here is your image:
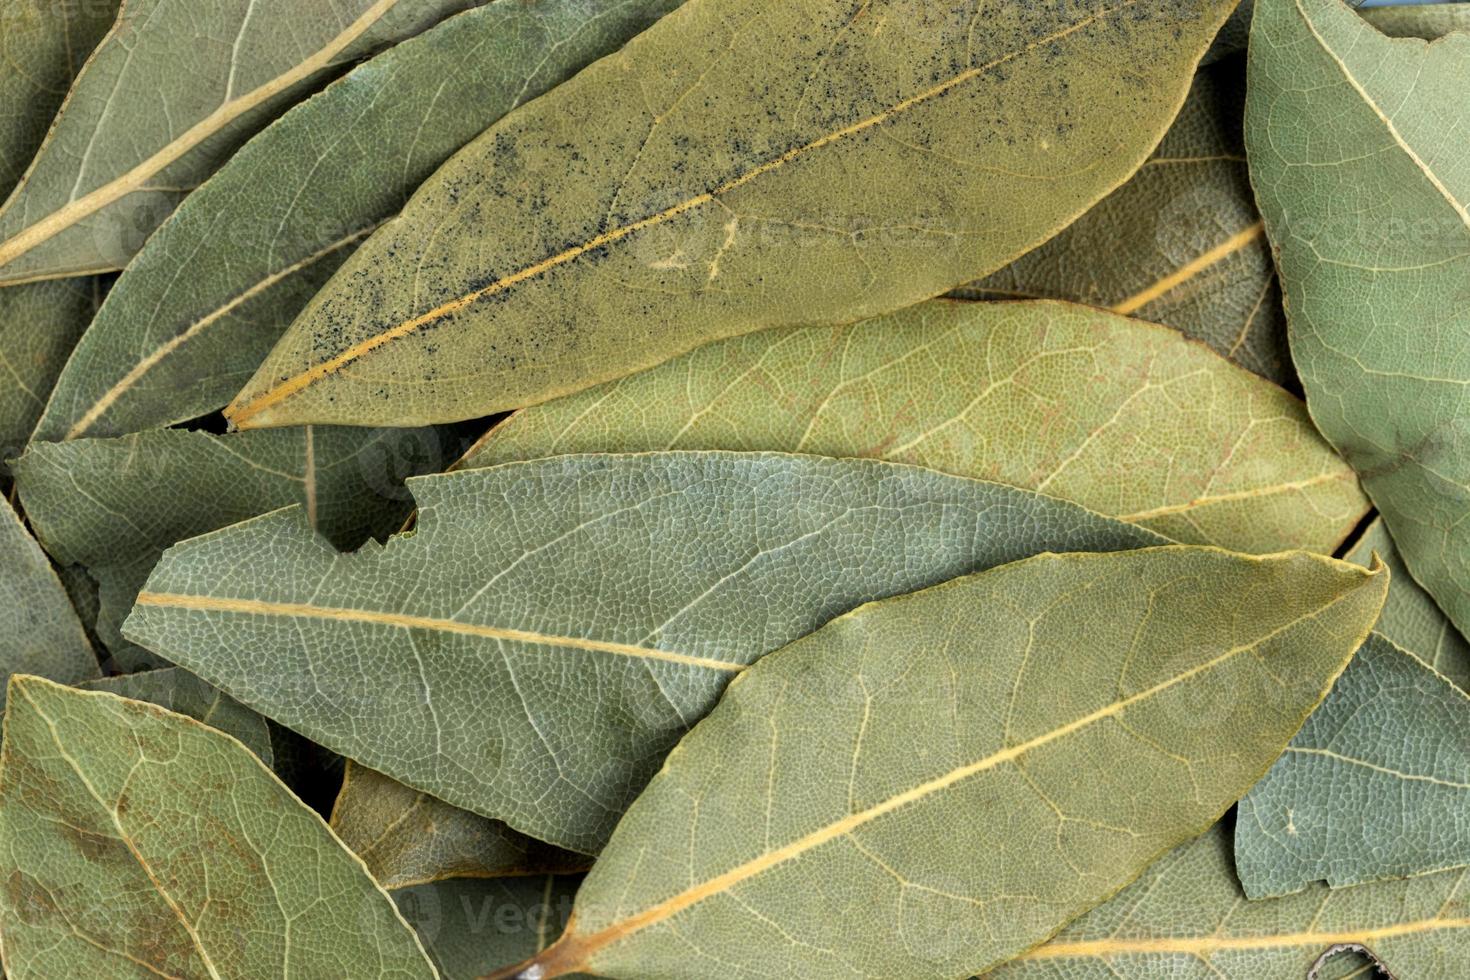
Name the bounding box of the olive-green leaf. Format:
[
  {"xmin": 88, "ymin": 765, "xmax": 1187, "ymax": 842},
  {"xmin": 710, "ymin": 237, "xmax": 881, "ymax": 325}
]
[
  {"xmin": 225, "ymin": 0, "xmax": 1239, "ymax": 430},
  {"xmin": 0, "ymin": 496, "xmax": 97, "ymax": 705},
  {"xmin": 1344, "ymin": 517, "xmax": 1470, "ymax": 692},
  {"xmin": 955, "ymin": 61, "xmax": 1291, "ymax": 384},
  {"xmin": 81, "ymin": 667, "xmax": 274, "ymax": 765},
  {"xmin": 0, "ymin": 0, "xmax": 116, "ymax": 463},
  {"xmin": 497, "ymin": 547, "xmax": 1387, "ymax": 980},
  {"xmin": 0, "ymin": 676, "xmax": 437, "ymax": 979},
  {"xmin": 0, "ymin": 0, "xmax": 120, "ymax": 196},
  {"xmin": 333, "ymin": 762, "xmax": 587, "ymax": 891},
  {"xmin": 1248, "ymin": 0, "xmax": 1470, "ymax": 644},
  {"xmin": 1204, "ymin": 0, "xmax": 1470, "ymax": 64},
  {"xmin": 1361, "ymin": 2, "xmax": 1470, "ymax": 42},
  {"xmin": 394, "ymin": 875, "xmax": 584, "ymax": 980},
  {"xmin": 33, "ymin": 0, "xmax": 685, "ymax": 442},
  {"xmin": 0, "ymin": 276, "xmax": 106, "ymax": 467},
  {"xmin": 987, "ymin": 821, "xmax": 1470, "ymax": 979},
  {"xmin": 123, "ymin": 451, "xmax": 1168, "ymax": 853},
  {"xmin": 12, "ymin": 424, "xmax": 452, "ymax": 670},
  {"xmin": 0, "ymin": 0, "xmax": 486, "ymax": 285},
  {"xmin": 1235, "ymin": 632, "xmax": 1470, "ymax": 897},
  {"xmin": 462, "ymin": 300, "xmax": 1367, "ymax": 556}
]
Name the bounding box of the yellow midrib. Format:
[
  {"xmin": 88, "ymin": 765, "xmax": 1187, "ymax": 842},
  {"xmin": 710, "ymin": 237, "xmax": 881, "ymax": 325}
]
[
  {"xmin": 1115, "ymin": 470, "xmax": 1354, "ymax": 522},
  {"xmin": 542, "ymin": 582, "xmax": 1370, "ymax": 971},
  {"xmin": 225, "ymin": 0, "xmax": 1145, "ymax": 427},
  {"xmin": 62, "ymin": 224, "xmax": 378, "ymax": 440},
  {"xmin": 132, "ymin": 591, "xmax": 744, "ymax": 673},
  {"xmin": 1110, "ymin": 221, "xmax": 1265, "ymax": 316},
  {"xmin": 0, "ymin": 0, "xmax": 401, "ymax": 277},
  {"xmin": 1016, "ymin": 914, "xmax": 1470, "ymax": 959}
]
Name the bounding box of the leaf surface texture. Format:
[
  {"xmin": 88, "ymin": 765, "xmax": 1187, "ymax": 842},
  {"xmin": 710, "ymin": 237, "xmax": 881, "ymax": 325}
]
[
  {"xmin": 0, "ymin": 676, "xmax": 437, "ymax": 979},
  {"xmin": 34, "ymin": 0, "xmax": 685, "ymax": 440},
  {"xmin": 464, "ymin": 300, "xmax": 1367, "ymax": 555},
  {"xmin": 1248, "ymin": 0, "xmax": 1470, "ymax": 644},
  {"xmin": 123, "ymin": 451, "xmax": 1167, "ymax": 852},
  {"xmin": 512, "ymin": 547, "xmax": 1386, "ymax": 979},
  {"xmin": 226, "ymin": 0, "xmax": 1238, "ymax": 428}
]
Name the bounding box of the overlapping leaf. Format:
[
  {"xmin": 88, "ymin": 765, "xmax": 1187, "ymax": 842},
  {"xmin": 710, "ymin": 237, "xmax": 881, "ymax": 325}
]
[
  {"xmin": 13, "ymin": 424, "xmax": 452, "ymax": 669},
  {"xmin": 225, "ymin": 0, "xmax": 1238, "ymax": 429},
  {"xmin": 989, "ymin": 821, "xmax": 1470, "ymax": 979},
  {"xmin": 463, "ymin": 300, "xmax": 1367, "ymax": 555},
  {"xmin": 124, "ymin": 451, "xmax": 1167, "ymax": 853},
  {"xmin": 1236, "ymin": 632, "xmax": 1470, "ymax": 897},
  {"xmin": 82, "ymin": 667, "xmax": 274, "ymax": 764},
  {"xmin": 500, "ymin": 547, "xmax": 1386, "ymax": 979},
  {"xmin": 34, "ymin": 0, "xmax": 685, "ymax": 441},
  {"xmin": 0, "ymin": 0, "xmax": 485, "ymax": 284},
  {"xmin": 394, "ymin": 875, "xmax": 587, "ymax": 980},
  {"xmin": 0, "ymin": 276, "xmax": 107, "ymax": 466},
  {"xmin": 0, "ymin": 677, "xmax": 436, "ymax": 979},
  {"xmin": 1248, "ymin": 0, "xmax": 1470, "ymax": 642},
  {"xmin": 956, "ymin": 62, "xmax": 1290, "ymax": 384},
  {"xmin": 0, "ymin": 0, "xmax": 120, "ymax": 195},
  {"xmin": 0, "ymin": 497, "xmax": 97, "ymax": 703},
  {"xmin": 333, "ymin": 762, "xmax": 586, "ymax": 890},
  {"xmin": 1346, "ymin": 518, "xmax": 1469, "ymax": 692}
]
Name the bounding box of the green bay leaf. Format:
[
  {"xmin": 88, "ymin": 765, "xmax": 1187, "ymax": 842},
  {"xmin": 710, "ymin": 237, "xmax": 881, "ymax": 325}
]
[
  {"xmin": 0, "ymin": 676, "xmax": 436, "ymax": 979},
  {"xmin": 394, "ymin": 875, "xmax": 588, "ymax": 980},
  {"xmin": 955, "ymin": 61, "xmax": 1291, "ymax": 384},
  {"xmin": 1236, "ymin": 632, "xmax": 1470, "ymax": 897},
  {"xmin": 0, "ymin": 497, "xmax": 97, "ymax": 705},
  {"xmin": 0, "ymin": 0, "xmax": 120, "ymax": 196},
  {"xmin": 226, "ymin": 0, "xmax": 1238, "ymax": 430},
  {"xmin": 1248, "ymin": 0, "xmax": 1470, "ymax": 645},
  {"xmin": 82, "ymin": 667, "xmax": 274, "ymax": 765},
  {"xmin": 988, "ymin": 821, "xmax": 1470, "ymax": 979},
  {"xmin": 0, "ymin": 0, "xmax": 485, "ymax": 284},
  {"xmin": 0, "ymin": 276, "xmax": 106, "ymax": 470},
  {"xmin": 1345, "ymin": 517, "xmax": 1469, "ymax": 692},
  {"xmin": 463, "ymin": 300, "xmax": 1367, "ymax": 555},
  {"xmin": 333, "ymin": 761, "xmax": 587, "ymax": 890},
  {"xmin": 123, "ymin": 451, "xmax": 1167, "ymax": 853},
  {"xmin": 34, "ymin": 0, "xmax": 685, "ymax": 441},
  {"xmin": 13, "ymin": 425, "xmax": 454, "ymax": 670},
  {"xmin": 502, "ymin": 546, "xmax": 1386, "ymax": 979},
  {"xmin": 1204, "ymin": 0, "xmax": 1470, "ymax": 64}
]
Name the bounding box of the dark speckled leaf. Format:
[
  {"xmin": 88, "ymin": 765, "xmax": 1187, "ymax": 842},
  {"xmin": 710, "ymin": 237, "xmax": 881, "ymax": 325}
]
[{"xmin": 226, "ymin": 0, "xmax": 1238, "ymax": 429}]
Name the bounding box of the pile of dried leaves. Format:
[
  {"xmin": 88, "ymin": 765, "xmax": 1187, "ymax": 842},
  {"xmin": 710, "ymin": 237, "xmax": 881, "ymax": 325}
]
[{"xmin": 0, "ymin": 0, "xmax": 1467, "ymax": 977}]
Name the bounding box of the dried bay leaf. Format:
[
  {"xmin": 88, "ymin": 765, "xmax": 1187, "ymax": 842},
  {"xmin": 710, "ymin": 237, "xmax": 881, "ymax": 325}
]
[
  {"xmin": 0, "ymin": 0, "xmax": 486, "ymax": 284},
  {"xmin": 463, "ymin": 300, "xmax": 1367, "ymax": 556},
  {"xmin": 955, "ymin": 61, "xmax": 1292, "ymax": 385},
  {"xmin": 333, "ymin": 761, "xmax": 587, "ymax": 891},
  {"xmin": 0, "ymin": 496, "xmax": 97, "ymax": 704},
  {"xmin": 0, "ymin": 0, "xmax": 117, "ymax": 463},
  {"xmin": 0, "ymin": 676, "xmax": 437, "ymax": 979},
  {"xmin": 34, "ymin": 0, "xmax": 686, "ymax": 442},
  {"xmin": 0, "ymin": 276, "xmax": 106, "ymax": 469},
  {"xmin": 1236, "ymin": 632, "xmax": 1470, "ymax": 897},
  {"xmin": 13, "ymin": 424, "xmax": 452, "ymax": 670},
  {"xmin": 988, "ymin": 821, "xmax": 1470, "ymax": 979},
  {"xmin": 496, "ymin": 547, "xmax": 1387, "ymax": 980},
  {"xmin": 226, "ymin": 0, "xmax": 1239, "ymax": 430},
  {"xmin": 1203, "ymin": 0, "xmax": 1470, "ymax": 64},
  {"xmin": 124, "ymin": 452, "xmax": 1168, "ymax": 853},
  {"xmin": 1248, "ymin": 0, "xmax": 1470, "ymax": 645},
  {"xmin": 395, "ymin": 876, "xmax": 585, "ymax": 979},
  {"xmin": 1345, "ymin": 517, "xmax": 1469, "ymax": 693},
  {"xmin": 81, "ymin": 667, "xmax": 274, "ymax": 765},
  {"xmin": 0, "ymin": 0, "xmax": 121, "ymax": 195}
]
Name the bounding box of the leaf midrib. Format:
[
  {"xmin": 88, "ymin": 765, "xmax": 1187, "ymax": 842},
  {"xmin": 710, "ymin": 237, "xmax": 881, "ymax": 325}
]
[
  {"xmin": 0, "ymin": 0, "xmax": 402, "ymax": 280},
  {"xmin": 225, "ymin": 0, "xmax": 1148, "ymax": 426},
  {"xmin": 551, "ymin": 580, "xmax": 1366, "ymax": 970}
]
